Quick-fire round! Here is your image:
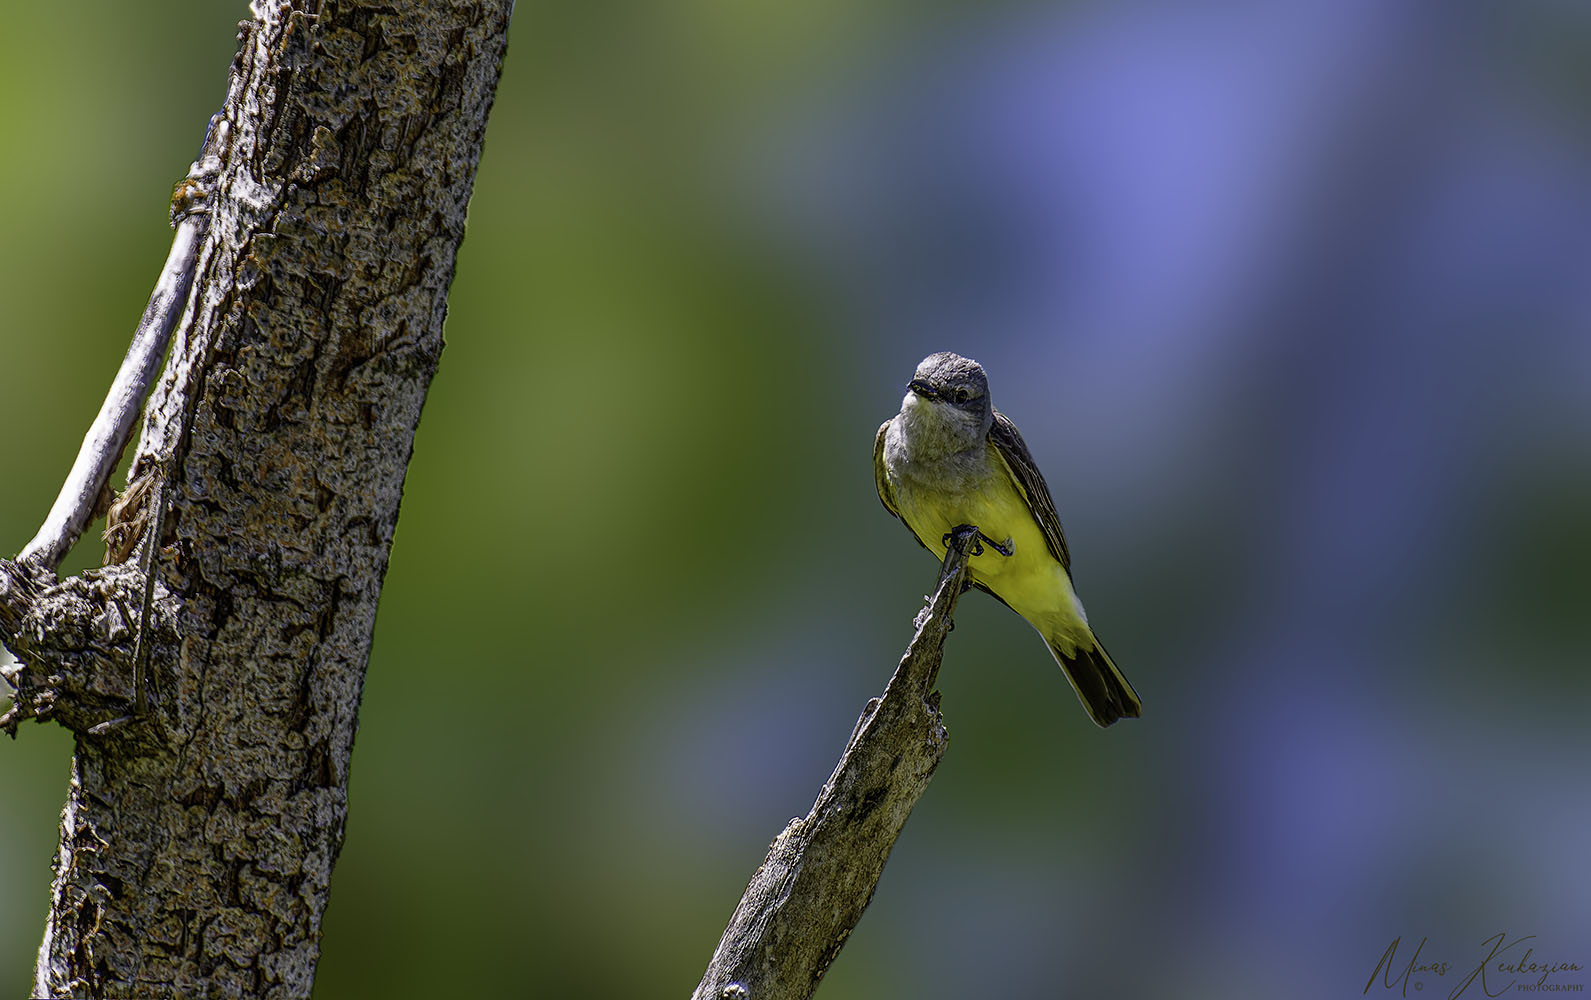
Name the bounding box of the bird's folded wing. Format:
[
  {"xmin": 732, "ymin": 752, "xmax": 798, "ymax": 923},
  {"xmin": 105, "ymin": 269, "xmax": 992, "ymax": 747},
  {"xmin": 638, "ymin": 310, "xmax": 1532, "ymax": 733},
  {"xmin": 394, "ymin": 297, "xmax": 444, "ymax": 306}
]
[
  {"xmin": 988, "ymin": 411, "xmax": 1070, "ymax": 569},
  {"xmin": 873, "ymin": 420, "xmax": 901, "ymax": 520}
]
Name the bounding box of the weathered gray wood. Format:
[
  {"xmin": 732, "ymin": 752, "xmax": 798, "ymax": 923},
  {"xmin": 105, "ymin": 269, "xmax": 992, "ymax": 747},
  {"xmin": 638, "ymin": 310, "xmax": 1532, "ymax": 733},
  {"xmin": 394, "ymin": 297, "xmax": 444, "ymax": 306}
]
[
  {"xmin": 691, "ymin": 528, "xmax": 979, "ymax": 1000},
  {"xmin": 0, "ymin": 2, "xmax": 511, "ymax": 995},
  {"xmin": 16, "ymin": 167, "xmax": 214, "ymax": 572}
]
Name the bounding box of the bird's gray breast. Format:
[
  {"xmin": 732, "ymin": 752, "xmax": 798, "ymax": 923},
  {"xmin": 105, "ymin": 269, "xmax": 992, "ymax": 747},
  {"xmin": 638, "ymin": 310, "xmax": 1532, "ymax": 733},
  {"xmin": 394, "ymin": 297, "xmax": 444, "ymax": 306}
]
[{"xmin": 885, "ymin": 412, "xmax": 993, "ymax": 499}]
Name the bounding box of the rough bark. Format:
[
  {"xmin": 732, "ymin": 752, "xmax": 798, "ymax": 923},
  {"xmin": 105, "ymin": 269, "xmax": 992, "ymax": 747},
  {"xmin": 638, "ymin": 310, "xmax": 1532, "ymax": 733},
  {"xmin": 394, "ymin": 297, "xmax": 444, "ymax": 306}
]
[
  {"xmin": 0, "ymin": 2, "xmax": 511, "ymax": 996},
  {"xmin": 691, "ymin": 529, "xmax": 979, "ymax": 1000}
]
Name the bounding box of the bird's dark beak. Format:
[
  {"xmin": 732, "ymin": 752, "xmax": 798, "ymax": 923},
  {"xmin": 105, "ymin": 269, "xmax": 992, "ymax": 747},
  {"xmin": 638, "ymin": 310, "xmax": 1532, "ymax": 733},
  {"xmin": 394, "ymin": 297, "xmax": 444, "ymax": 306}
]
[{"xmin": 907, "ymin": 378, "xmax": 939, "ymax": 400}]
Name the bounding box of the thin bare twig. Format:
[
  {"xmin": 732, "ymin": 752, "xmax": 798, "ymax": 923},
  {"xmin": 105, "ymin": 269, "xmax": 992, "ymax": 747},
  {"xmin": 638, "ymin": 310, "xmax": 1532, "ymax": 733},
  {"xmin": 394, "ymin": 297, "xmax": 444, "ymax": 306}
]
[{"xmin": 16, "ymin": 116, "xmax": 229, "ymax": 572}]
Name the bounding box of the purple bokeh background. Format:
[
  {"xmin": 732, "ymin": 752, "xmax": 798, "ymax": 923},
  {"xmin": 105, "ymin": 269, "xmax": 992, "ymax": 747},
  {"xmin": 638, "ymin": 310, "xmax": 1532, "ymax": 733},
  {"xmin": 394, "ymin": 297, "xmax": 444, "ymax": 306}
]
[{"xmin": 723, "ymin": 2, "xmax": 1590, "ymax": 994}]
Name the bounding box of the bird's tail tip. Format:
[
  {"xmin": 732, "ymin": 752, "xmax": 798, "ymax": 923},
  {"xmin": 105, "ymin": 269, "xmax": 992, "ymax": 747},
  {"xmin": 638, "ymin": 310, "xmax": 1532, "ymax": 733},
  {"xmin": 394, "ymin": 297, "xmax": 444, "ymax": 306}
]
[{"xmin": 1049, "ymin": 632, "xmax": 1141, "ymax": 728}]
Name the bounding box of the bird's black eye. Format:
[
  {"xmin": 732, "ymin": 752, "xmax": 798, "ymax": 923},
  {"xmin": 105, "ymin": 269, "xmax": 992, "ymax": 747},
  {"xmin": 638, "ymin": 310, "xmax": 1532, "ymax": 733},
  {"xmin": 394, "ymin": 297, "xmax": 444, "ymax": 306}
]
[{"xmin": 952, "ymin": 387, "xmax": 972, "ymax": 404}]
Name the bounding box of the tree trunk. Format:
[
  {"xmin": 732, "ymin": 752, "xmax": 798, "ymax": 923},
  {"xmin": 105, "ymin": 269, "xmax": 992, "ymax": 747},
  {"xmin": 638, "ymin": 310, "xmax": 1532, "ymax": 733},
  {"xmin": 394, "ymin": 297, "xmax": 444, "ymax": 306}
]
[{"xmin": 0, "ymin": 2, "xmax": 511, "ymax": 995}]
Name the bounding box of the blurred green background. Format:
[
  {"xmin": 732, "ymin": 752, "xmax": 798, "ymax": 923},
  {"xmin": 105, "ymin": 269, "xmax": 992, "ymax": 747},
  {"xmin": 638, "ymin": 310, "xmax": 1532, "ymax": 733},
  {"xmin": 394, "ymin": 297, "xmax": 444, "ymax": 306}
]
[{"xmin": 4, "ymin": 2, "xmax": 1589, "ymax": 998}]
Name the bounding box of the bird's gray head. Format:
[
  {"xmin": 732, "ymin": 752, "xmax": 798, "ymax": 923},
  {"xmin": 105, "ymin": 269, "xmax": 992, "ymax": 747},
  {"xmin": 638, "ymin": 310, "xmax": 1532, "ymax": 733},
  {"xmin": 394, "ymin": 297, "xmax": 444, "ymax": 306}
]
[{"xmin": 900, "ymin": 351, "xmax": 994, "ymax": 443}]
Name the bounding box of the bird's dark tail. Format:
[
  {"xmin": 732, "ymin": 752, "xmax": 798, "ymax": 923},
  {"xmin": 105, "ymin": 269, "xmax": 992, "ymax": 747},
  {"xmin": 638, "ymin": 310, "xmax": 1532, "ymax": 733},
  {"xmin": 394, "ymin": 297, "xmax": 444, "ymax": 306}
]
[{"xmin": 1046, "ymin": 631, "xmax": 1141, "ymax": 728}]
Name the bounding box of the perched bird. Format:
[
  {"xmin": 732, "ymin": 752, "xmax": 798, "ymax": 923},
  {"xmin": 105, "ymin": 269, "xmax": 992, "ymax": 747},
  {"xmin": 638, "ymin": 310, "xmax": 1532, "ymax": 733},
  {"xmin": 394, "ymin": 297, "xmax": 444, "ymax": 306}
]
[{"xmin": 874, "ymin": 351, "xmax": 1141, "ymax": 727}]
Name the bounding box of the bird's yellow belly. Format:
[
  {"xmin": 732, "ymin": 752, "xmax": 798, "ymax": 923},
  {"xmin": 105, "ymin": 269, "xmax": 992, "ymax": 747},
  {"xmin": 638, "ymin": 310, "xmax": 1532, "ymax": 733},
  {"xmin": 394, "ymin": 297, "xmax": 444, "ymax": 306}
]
[
  {"xmin": 896, "ymin": 474, "xmax": 1088, "ymax": 640},
  {"xmin": 901, "ymin": 479, "xmax": 1050, "ymax": 585}
]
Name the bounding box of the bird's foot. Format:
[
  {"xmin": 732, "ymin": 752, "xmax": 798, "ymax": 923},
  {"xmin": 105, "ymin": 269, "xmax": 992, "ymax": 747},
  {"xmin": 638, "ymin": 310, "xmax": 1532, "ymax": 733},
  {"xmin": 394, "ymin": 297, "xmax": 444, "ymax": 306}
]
[
  {"xmin": 943, "ymin": 524, "xmax": 1013, "ymax": 557},
  {"xmin": 944, "ymin": 524, "xmax": 983, "ymax": 556}
]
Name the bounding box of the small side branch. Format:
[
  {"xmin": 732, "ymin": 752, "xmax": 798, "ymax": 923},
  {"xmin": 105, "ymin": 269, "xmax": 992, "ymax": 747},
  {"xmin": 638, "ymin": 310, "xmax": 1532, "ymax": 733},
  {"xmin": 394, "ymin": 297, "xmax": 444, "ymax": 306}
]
[
  {"xmin": 16, "ymin": 117, "xmax": 230, "ymax": 572},
  {"xmin": 691, "ymin": 526, "xmax": 982, "ymax": 1000}
]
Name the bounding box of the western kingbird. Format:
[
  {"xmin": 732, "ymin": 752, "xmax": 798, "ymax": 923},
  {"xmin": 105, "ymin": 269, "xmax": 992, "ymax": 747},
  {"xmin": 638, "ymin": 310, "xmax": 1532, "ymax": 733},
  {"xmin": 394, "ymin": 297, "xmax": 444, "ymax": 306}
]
[{"xmin": 874, "ymin": 351, "xmax": 1141, "ymax": 727}]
